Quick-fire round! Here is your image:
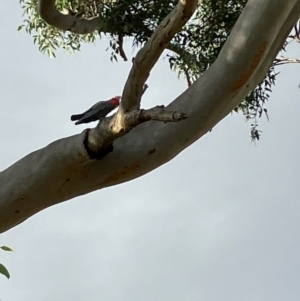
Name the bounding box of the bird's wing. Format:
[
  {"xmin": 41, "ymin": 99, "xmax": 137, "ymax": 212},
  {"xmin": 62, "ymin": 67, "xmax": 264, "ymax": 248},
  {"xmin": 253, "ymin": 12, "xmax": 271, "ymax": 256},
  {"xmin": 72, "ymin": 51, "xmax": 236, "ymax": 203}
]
[
  {"xmin": 72, "ymin": 101, "xmax": 105, "ymax": 124},
  {"xmin": 75, "ymin": 108, "xmax": 101, "ymax": 124},
  {"xmin": 71, "ymin": 105, "xmax": 94, "ymax": 121},
  {"xmin": 71, "ymin": 113, "xmax": 84, "ymax": 121}
]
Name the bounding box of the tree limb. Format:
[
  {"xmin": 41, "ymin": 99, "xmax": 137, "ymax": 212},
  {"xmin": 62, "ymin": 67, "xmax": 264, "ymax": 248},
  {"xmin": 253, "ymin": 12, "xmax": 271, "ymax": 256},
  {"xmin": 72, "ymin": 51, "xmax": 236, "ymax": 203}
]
[
  {"xmin": 120, "ymin": 0, "xmax": 198, "ymax": 113},
  {"xmin": 1, "ymin": 0, "xmax": 300, "ymax": 232},
  {"xmin": 87, "ymin": 106, "xmax": 188, "ymax": 153},
  {"xmin": 274, "ymin": 56, "xmax": 300, "ymax": 65},
  {"xmin": 37, "ymin": 0, "xmax": 199, "ymax": 68},
  {"xmin": 86, "ymin": 0, "xmax": 197, "ymax": 154},
  {"xmin": 117, "ymin": 35, "xmax": 128, "ymax": 61},
  {"xmin": 38, "ymin": 0, "xmax": 105, "ymax": 34}
]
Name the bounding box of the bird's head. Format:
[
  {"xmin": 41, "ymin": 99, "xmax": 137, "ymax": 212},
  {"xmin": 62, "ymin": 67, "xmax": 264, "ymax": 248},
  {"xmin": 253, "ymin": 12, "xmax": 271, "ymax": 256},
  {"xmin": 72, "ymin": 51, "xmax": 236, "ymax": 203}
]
[{"xmin": 110, "ymin": 96, "xmax": 121, "ymax": 107}]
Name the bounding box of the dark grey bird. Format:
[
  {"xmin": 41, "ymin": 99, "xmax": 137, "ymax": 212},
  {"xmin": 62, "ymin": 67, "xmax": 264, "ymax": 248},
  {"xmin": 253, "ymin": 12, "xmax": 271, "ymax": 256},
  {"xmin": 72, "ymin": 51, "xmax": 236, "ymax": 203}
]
[{"xmin": 71, "ymin": 96, "xmax": 121, "ymax": 125}]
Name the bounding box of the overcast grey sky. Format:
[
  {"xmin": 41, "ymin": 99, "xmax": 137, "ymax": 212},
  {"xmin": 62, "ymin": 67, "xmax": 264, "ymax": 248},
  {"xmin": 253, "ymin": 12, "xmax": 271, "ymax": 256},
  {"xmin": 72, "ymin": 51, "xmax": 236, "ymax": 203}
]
[{"xmin": 1, "ymin": 2, "xmax": 300, "ymax": 301}]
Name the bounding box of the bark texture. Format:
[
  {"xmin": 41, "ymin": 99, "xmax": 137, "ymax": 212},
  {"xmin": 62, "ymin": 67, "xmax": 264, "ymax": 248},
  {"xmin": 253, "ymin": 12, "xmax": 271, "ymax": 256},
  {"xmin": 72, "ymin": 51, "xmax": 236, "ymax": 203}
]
[
  {"xmin": 38, "ymin": 0, "xmax": 103, "ymax": 33},
  {"xmin": 1, "ymin": 0, "xmax": 300, "ymax": 232}
]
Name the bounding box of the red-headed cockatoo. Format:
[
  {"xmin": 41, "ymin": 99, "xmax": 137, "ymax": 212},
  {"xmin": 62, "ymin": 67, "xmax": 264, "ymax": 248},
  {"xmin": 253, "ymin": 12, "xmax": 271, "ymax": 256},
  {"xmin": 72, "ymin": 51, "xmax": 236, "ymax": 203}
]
[{"xmin": 71, "ymin": 96, "xmax": 121, "ymax": 125}]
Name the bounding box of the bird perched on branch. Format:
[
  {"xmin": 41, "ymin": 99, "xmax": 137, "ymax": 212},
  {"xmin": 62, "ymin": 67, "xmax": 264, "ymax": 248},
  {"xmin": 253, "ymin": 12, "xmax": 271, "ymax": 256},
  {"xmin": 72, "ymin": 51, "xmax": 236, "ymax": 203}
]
[{"xmin": 71, "ymin": 96, "xmax": 121, "ymax": 125}]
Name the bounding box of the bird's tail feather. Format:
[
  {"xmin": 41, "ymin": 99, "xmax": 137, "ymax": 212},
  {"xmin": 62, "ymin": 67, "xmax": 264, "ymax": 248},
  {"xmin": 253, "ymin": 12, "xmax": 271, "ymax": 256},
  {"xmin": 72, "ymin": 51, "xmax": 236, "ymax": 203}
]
[{"xmin": 70, "ymin": 114, "xmax": 84, "ymax": 121}]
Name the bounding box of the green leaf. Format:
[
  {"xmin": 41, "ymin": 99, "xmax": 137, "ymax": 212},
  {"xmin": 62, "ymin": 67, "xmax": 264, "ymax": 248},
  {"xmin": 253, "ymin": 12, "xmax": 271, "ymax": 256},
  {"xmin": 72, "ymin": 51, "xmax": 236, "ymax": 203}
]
[
  {"xmin": 1, "ymin": 246, "xmax": 14, "ymax": 252},
  {"xmin": 0, "ymin": 263, "xmax": 10, "ymax": 279},
  {"xmin": 17, "ymin": 25, "xmax": 23, "ymax": 31}
]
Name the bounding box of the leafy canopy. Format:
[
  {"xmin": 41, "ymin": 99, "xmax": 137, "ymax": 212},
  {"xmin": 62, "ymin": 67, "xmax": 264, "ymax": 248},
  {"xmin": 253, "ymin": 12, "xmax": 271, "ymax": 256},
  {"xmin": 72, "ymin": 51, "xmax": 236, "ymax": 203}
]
[{"xmin": 19, "ymin": 0, "xmax": 282, "ymax": 140}]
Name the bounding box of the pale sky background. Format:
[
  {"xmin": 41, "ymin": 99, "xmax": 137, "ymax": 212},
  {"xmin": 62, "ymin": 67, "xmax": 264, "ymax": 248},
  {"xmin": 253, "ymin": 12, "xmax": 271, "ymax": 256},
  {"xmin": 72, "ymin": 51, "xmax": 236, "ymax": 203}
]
[{"xmin": 1, "ymin": 2, "xmax": 300, "ymax": 301}]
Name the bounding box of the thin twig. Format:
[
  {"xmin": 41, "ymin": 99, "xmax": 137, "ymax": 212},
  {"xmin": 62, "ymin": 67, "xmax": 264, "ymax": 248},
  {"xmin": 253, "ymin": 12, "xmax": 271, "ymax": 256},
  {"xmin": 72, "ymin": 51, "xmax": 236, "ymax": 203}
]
[
  {"xmin": 117, "ymin": 35, "xmax": 128, "ymax": 61},
  {"xmin": 274, "ymin": 56, "xmax": 300, "ymax": 65}
]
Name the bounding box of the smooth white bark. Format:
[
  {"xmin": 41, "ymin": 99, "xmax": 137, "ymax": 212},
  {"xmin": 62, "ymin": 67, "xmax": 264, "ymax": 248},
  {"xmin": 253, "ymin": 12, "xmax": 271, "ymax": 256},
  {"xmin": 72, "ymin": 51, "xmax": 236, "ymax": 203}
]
[
  {"xmin": 121, "ymin": 0, "xmax": 198, "ymax": 112},
  {"xmin": 1, "ymin": 0, "xmax": 299, "ymax": 232}
]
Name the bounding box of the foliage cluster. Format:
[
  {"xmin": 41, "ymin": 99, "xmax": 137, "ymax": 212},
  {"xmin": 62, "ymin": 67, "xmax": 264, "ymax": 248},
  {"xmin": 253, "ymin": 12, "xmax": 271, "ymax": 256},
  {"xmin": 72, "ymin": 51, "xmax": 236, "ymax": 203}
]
[{"xmin": 19, "ymin": 0, "xmax": 280, "ymax": 140}]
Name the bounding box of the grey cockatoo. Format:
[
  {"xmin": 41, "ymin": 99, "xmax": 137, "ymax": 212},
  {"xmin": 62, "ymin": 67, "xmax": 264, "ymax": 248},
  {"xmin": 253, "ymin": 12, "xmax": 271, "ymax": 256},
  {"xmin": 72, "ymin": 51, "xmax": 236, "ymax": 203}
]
[{"xmin": 71, "ymin": 96, "xmax": 121, "ymax": 125}]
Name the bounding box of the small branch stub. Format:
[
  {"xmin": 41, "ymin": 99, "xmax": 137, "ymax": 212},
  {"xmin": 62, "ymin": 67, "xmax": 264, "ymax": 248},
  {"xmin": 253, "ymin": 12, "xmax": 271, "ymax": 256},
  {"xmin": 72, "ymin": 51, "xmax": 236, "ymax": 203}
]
[{"xmin": 142, "ymin": 84, "xmax": 149, "ymax": 95}]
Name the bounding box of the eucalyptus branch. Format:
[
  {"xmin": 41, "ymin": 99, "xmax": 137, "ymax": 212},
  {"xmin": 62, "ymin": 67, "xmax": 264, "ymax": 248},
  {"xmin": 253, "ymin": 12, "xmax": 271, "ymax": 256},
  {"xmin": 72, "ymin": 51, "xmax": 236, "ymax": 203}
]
[
  {"xmin": 166, "ymin": 42, "xmax": 197, "ymax": 62},
  {"xmin": 120, "ymin": 0, "xmax": 198, "ymax": 113},
  {"xmin": 91, "ymin": 0, "xmax": 199, "ymax": 157},
  {"xmin": 117, "ymin": 35, "xmax": 128, "ymax": 61},
  {"xmin": 1, "ymin": 0, "xmax": 299, "ymax": 233},
  {"xmin": 38, "ymin": 0, "xmax": 105, "ymax": 34},
  {"xmin": 274, "ymin": 56, "xmax": 300, "ymax": 65},
  {"xmin": 87, "ymin": 106, "xmax": 187, "ymax": 154},
  {"xmin": 183, "ymin": 69, "xmax": 192, "ymax": 86}
]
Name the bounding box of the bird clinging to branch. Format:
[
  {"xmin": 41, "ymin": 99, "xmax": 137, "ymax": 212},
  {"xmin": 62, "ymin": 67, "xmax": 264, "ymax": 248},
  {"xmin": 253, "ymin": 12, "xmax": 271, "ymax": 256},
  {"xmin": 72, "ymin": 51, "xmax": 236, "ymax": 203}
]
[{"xmin": 71, "ymin": 96, "xmax": 121, "ymax": 125}]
